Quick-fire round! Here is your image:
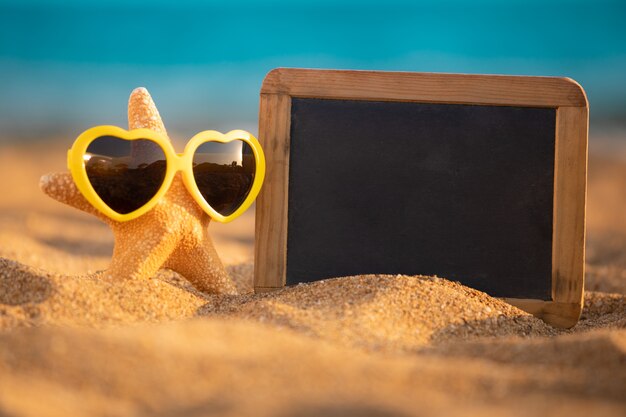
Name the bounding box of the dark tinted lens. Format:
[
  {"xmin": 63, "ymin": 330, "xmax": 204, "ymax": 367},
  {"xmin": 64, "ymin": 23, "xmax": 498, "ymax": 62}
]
[
  {"xmin": 85, "ymin": 136, "xmax": 167, "ymax": 214},
  {"xmin": 192, "ymin": 141, "xmax": 255, "ymax": 216}
]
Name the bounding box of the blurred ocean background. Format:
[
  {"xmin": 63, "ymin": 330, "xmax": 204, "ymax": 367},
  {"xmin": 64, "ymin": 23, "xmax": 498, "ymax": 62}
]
[{"xmin": 0, "ymin": 0, "xmax": 625, "ymax": 144}]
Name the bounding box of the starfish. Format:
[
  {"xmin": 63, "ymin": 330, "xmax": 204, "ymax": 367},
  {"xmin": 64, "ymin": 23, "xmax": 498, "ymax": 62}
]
[{"xmin": 39, "ymin": 88, "xmax": 237, "ymax": 294}]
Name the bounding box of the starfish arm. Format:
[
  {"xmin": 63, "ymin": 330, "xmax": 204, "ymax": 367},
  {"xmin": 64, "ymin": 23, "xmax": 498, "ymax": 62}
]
[
  {"xmin": 107, "ymin": 219, "xmax": 180, "ymax": 280},
  {"xmin": 39, "ymin": 172, "xmax": 111, "ymax": 223},
  {"xmin": 165, "ymin": 238, "xmax": 237, "ymax": 295},
  {"xmin": 128, "ymin": 87, "xmax": 168, "ymax": 135}
]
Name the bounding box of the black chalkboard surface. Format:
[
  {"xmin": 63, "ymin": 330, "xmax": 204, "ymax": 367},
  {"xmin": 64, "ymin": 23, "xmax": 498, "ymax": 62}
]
[
  {"xmin": 287, "ymin": 98, "xmax": 555, "ymax": 300},
  {"xmin": 255, "ymin": 68, "xmax": 588, "ymax": 328}
]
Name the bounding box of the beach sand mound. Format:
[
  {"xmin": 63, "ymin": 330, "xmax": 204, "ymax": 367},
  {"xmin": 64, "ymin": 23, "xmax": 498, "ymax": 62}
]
[
  {"xmin": 1, "ymin": 257, "xmax": 558, "ymax": 350},
  {"xmin": 3, "ymin": 254, "xmax": 626, "ymax": 352},
  {"xmin": 0, "ymin": 257, "xmax": 209, "ymax": 329},
  {"xmin": 204, "ymin": 274, "xmax": 557, "ymax": 351},
  {"xmin": 1, "ymin": 247, "xmax": 626, "ymax": 416}
]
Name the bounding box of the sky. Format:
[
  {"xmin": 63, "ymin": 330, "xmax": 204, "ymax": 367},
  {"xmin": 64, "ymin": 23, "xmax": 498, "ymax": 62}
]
[{"xmin": 0, "ymin": 0, "xmax": 625, "ymax": 141}]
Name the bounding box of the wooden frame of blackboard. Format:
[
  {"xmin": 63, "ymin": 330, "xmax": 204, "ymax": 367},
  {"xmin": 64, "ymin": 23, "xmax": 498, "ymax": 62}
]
[{"xmin": 254, "ymin": 68, "xmax": 588, "ymax": 328}]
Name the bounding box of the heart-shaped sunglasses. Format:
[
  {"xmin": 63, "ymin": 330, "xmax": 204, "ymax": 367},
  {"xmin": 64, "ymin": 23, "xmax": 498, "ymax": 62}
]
[{"xmin": 67, "ymin": 126, "xmax": 265, "ymax": 223}]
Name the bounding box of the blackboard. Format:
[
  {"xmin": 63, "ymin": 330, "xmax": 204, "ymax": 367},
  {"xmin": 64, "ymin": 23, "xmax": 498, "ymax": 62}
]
[
  {"xmin": 287, "ymin": 98, "xmax": 555, "ymax": 300},
  {"xmin": 255, "ymin": 68, "xmax": 588, "ymax": 328}
]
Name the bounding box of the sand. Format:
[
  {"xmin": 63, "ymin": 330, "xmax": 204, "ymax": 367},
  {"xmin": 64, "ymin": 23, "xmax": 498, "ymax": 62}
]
[{"xmin": 0, "ymin": 140, "xmax": 625, "ymax": 416}]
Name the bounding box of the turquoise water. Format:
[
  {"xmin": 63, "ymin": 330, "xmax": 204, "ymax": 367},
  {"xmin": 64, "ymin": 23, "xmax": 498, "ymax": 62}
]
[{"xmin": 0, "ymin": 0, "xmax": 625, "ymax": 139}]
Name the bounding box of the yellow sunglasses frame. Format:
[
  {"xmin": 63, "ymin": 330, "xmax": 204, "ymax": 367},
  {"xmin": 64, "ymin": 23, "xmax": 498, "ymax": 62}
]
[{"xmin": 67, "ymin": 125, "xmax": 266, "ymax": 223}]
